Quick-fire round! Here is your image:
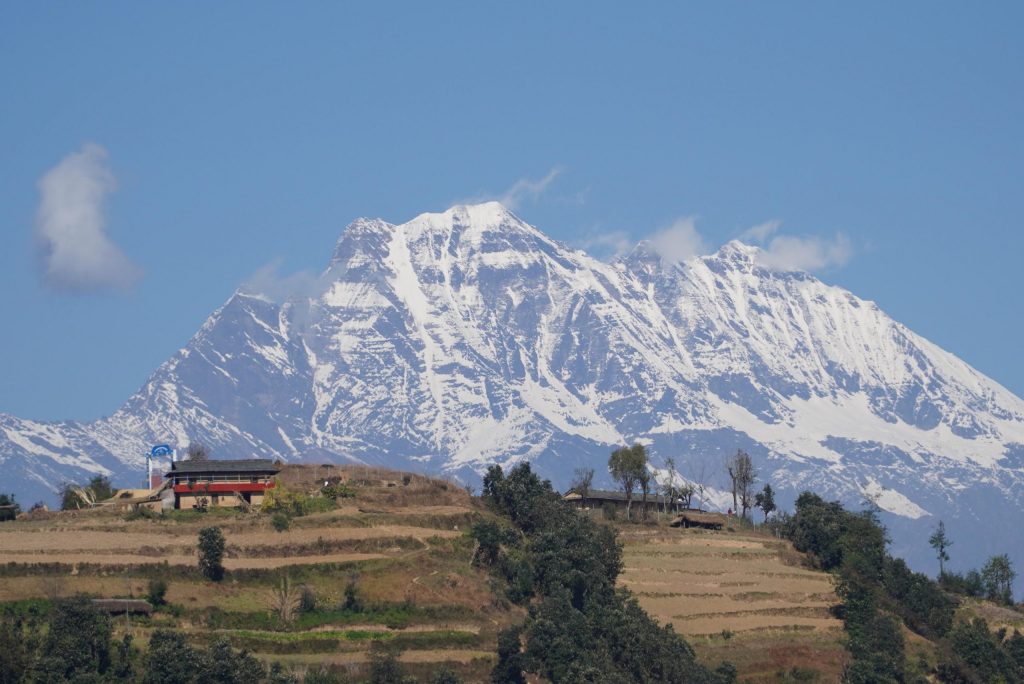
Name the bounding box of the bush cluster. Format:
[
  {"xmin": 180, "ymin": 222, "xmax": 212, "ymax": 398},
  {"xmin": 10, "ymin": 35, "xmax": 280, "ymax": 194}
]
[
  {"xmin": 476, "ymin": 463, "xmax": 735, "ymax": 683},
  {"xmin": 783, "ymin": 492, "xmax": 1024, "ymax": 682}
]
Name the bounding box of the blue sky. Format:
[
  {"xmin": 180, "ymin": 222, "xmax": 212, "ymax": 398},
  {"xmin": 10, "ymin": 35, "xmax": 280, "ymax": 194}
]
[{"xmin": 1, "ymin": 2, "xmax": 1022, "ymax": 421}]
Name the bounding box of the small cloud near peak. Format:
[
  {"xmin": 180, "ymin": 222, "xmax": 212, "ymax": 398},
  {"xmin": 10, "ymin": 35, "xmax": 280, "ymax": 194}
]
[
  {"xmin": 739, "ymin": 220, "xmax": 782, "ymax": 244},
  {"xmin": 645, "ymin": 217, "xmax": 708, "ymax": 264},
  {"xmin": 456, "ymin": 166, "xmax": 564, "ymax": 211},
  {"xmin": 34, "ymin": 143, "xmax": 142, "ymax": 292},
  {"xmin": 756, "ymin": 232, "xmax": 853, "ymax": 272}
]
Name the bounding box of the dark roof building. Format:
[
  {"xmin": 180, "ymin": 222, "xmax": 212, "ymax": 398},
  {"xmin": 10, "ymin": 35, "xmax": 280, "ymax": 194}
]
[
  {"xmin": 166, "ymin": 459, "xmax": 280, "ymax": 510},
  {"xmin": 563, "ymin": 488, "xmax": 692, "ymax": 513},
  {"xmin": 167, "ymin": 459, "xmax": 280, "ymax": 477}
]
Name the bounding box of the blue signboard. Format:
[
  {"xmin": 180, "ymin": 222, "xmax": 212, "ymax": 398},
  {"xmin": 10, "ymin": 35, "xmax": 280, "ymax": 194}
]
[{"xmin": 150, "ymin": 444, "xmax": 173, "ymax": 458}]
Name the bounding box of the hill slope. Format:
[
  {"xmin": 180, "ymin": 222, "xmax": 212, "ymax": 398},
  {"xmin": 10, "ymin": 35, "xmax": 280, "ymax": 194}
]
[{"xmin": 3, "ymin": 201, "xmax": 1024, "ymax": 579}]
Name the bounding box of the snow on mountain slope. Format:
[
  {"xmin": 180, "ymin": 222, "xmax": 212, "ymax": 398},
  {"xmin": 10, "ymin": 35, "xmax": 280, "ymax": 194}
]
[{"xmin": 3, "ymin": 201, "xmax": 1023, "ymax": 580}]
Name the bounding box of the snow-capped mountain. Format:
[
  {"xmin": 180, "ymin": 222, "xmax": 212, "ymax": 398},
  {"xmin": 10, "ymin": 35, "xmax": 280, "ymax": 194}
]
[{"xmin": 3, "ymin": 201, "xmax": 1023, "ymax": 578}]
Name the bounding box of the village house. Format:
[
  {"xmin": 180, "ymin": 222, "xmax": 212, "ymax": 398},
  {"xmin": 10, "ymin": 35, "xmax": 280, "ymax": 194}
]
[
  {"xmin": 562, "ymin": 488, "xmax": 686, "ymax": 516},
  {"xmin": 167, "ymin": 459, "xmax": 280, "ymax": 510}
]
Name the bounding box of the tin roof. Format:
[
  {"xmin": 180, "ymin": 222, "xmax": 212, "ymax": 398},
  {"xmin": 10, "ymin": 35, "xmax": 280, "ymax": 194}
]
[{"xmin": 167, "ymin": 459, "xmax": 280, "ymax": 476}]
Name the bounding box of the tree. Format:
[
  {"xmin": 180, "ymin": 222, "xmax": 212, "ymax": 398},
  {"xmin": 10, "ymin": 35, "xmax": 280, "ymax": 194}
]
[
  {"xmin": 754, "ymin": 483, "xmax": 776, "ymax": 523},
  {"xmin": 147, "ymin": 577, "xmax": 169, "ymax": 606},
  {"xmin": 368, "ymin": 645, "xmax": 407, "ymax": 684},
  {"xmin": 271, "ymin": 575, "xmax": 301, "ymax": 624},
  {"xmin": 928, "ymin": 521, "xmax": 952, "ymax": 577},
  {"xmin": 726, "ymin": 450, "xmax": 756, "ymax": 519},
  {"xmin": 36, "ymin": 596, "xmax": 112, "ymax": 681},
  {"xmin": 87, "ymin": 474, "xmax": 114, "ymax": 501},
  {"xmin": 198, "ymin": 526, "xmax": 226, "ymax": 581},
  {"xmin": 571, "ymin": 467, "xmax": 594, "ymax": 497},
  {"xmin": 981, "ymin": 554, "xmax": 1015, "ymax": 605},
  {"xmin": 678, "ymin": 482, "xmax": 695, "ymax": 509},
  {"xmin": 661, "ymin": 456, "xmax": 677, "ymax": 515},
  {"xmin": 0, "ymin": 493, "xmax": 19, "ymax": 522},
  {"xmin": 638, "ymin": 467, "xmax": 652, "ymax": 520},
  {"xmin": 608, "ymin": 444, "xmax": 648, "ymax": 521},
  {"xmin": 492, "ymin": 625, "xmax": 526, "ymax": 684},
  {"xmin": 187, "ymin": 441, "xmax": 211, "ymax": 461},
  {"xmin": 58, "ymin": 475, "xmax": 115, "ymax": 510}
]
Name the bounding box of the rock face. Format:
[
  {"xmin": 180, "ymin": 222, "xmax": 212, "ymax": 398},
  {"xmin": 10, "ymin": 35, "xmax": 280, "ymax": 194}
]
[{"xmin": 3, "ymin": 201, "xmax": 1023, "ymax": 577}]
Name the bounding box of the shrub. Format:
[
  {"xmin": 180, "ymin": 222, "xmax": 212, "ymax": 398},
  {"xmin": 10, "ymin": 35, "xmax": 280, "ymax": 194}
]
[
  {"xmin": 147, "ymin": 578, "xmax": 169, "ymax": 607},
  {"xmin": 198, "ymin": 526, "xmax": 226, "ymax": 582},
  {"xmin": 299, "ymin": 585, "xmax": 317, "ymax": 614},
  {"xmin": 265, "ymin": 484, "xmax": 338, "ymax": 516},
  {"xmin": 602, "ymin": 502, "xmax": 617, "ymax": 521},
  {"xmin": 321, "ymin": 483, "xmax": 355, "ymax": 500},
  {"xmin": 271, "ymin": 513, "xmax": 291, "ymax": 532},
  {"xmin": 343, "ymin": 578, "xmax": 363, "ymax": 613}
]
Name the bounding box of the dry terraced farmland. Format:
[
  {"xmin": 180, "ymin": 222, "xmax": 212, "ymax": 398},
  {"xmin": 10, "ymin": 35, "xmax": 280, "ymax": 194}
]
[
  {"xmin": 618, "ymin": 523, "xmax": 848, "ymax": 682},
  {"xmin": 0, "ymin": 466, "xmax": 514, "ymax": 681}
]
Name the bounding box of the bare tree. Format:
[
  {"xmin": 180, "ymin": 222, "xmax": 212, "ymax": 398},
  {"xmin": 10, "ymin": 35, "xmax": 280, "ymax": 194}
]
[
  {"xmin": 571, "ymin": 467, "xmax": 595, "ymax": 497},
  {"xmin": 678, "ymin": 482, "xmax": 695, "ymax": 510},
  {"xmin": 661, "ymin": 456, "xmax": 677, "ymax": 515},
  {"xmin": 186, "ymin": 442, "xmax": 210, "ymax": 461},
  {"xmin": 270, "ymin": 575, "xmax": 301, "ymax": 623},
  {"xmin": 639, "ymin": 468, "xmax": 652, "ymax": 521},
  {"xmin": 727, "ymin": 450, "xmax": 757, "ymax": 520},
  {"xmin": 693, "ymin": 459, "xmax": 710, "ymax": 511}
]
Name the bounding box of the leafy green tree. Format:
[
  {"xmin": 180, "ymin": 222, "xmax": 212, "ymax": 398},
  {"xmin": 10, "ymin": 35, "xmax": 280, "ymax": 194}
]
[
  {"xmin": 429, "ymin": 666, "xmax": 462, "ymax": 684},
  {"xmin": 0, "ymin": 493, "xmax": 19, "ymax": 522},
  {"xmin": 34, "ymin": 596, "xmax": 112, "ymax": 682},
  {"xmin": 87, "ymin": 475, "xmax": 114, "ymax": 501},
  {"xmin": 608, "ymin": 443, "xmax": 648, "ymax": 521},
  {"xmin": 0, "ymin": 613, "xmax": 35, "ymax": 683},
  {"xmin": 471, "ymin": 519, "xmax": 506, "ymax": 566},
  {"xmin": 205, "ymin": 638, "xmax": 266, "ymax": 683},
  {"xmin": 981, "ymin": 554, "xmax": 1016, "ymax": 605},
  {"xmin": 928, "ymin": 520, "xmax": 952, "ymax": 577},
  {"xmin": 143, "ymin": 630, "xmax": 204, "ymax": 683},
  {"xmin": 147, "ymin": 577, "xmax": 169, "ymax": 606},
  {"xmin": 368, "ymin": 645, "xmax": 408, "ymax": 684},
  {"xmin": 114, "ymin": 633, "xmax": 134, "ymax": 680},
  {"xmin": 198, "ymin": 526, "xmax": 226, "ymax": 581},
  {"xmin": 481, "ymin": 463, "xmax": 729, "ymax": 683},
  {"xmin": 491, "ymin": 626, "xmax": 526, "ymax": 684},
  {"xmin": 754, "ymin": 483, "xmax": 776, "ymax": 523},
  {"xmin": 938, "ymin": 617, "xmax": 1019, "ymax": 683}
]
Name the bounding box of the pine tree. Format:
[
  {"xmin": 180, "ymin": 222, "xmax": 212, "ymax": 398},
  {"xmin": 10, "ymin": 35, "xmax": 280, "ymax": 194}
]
[{"xmin": 929, "ymin": 521, "xmax": 952, "ymax": 577}]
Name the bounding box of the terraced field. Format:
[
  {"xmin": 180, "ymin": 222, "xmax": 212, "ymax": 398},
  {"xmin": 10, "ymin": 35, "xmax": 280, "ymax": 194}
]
[
  {"xmin": 0, "ymin": 466, "xmax": 513, "ymax": 681},
  {"xmin": 618, "ymin": 524, "xmax": 848, "ymax": 682}
]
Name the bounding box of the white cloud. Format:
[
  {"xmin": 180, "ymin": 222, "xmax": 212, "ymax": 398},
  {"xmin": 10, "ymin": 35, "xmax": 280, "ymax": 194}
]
[
  {"xmin": 458, "ymin": 167, "xmax": 564, "ymax": 210},
  {"xmin": 756, "ymin": 232, "xmax": 852, "ymax": 272},
  {"xmin": 239, "ymin": 260, "xmax": 323, "ymax": 303},
  {"xmin": 498, "ymin": 167, "xmax": 563, "ymax": 209},
  {"xmin": 645, "ymin": 217, "xmax": 708, "ymax": 264},
  {"xmin": 739, "ymin": 220, "xmax": 781, "ymax": 244},
  {"xmin": 34, "ymin": 143, "xmax": 142, "ymax": 291},
  {"xmin": 575, "ymin": 229, "xmax": 633, "ymax": 259}
]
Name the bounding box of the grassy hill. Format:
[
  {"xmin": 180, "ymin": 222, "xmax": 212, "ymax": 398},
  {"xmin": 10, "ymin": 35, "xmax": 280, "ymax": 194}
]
[
  {"xmin": 0, "ymin": 465, "xmax": 516, "ymax": 681},
  {"xmin": 2, "ymin": 465, "xmax": 1021, "ymax": 682}
]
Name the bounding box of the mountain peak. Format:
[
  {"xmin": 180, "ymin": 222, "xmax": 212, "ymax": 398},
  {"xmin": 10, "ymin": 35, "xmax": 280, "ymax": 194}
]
[
  {"xmin": 406, "ymin": 201, "xmax": 523, "ymax": 231},
  {"xmin": 714, "ymin": 239, "xmax": 760, "ymax": 262}
]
